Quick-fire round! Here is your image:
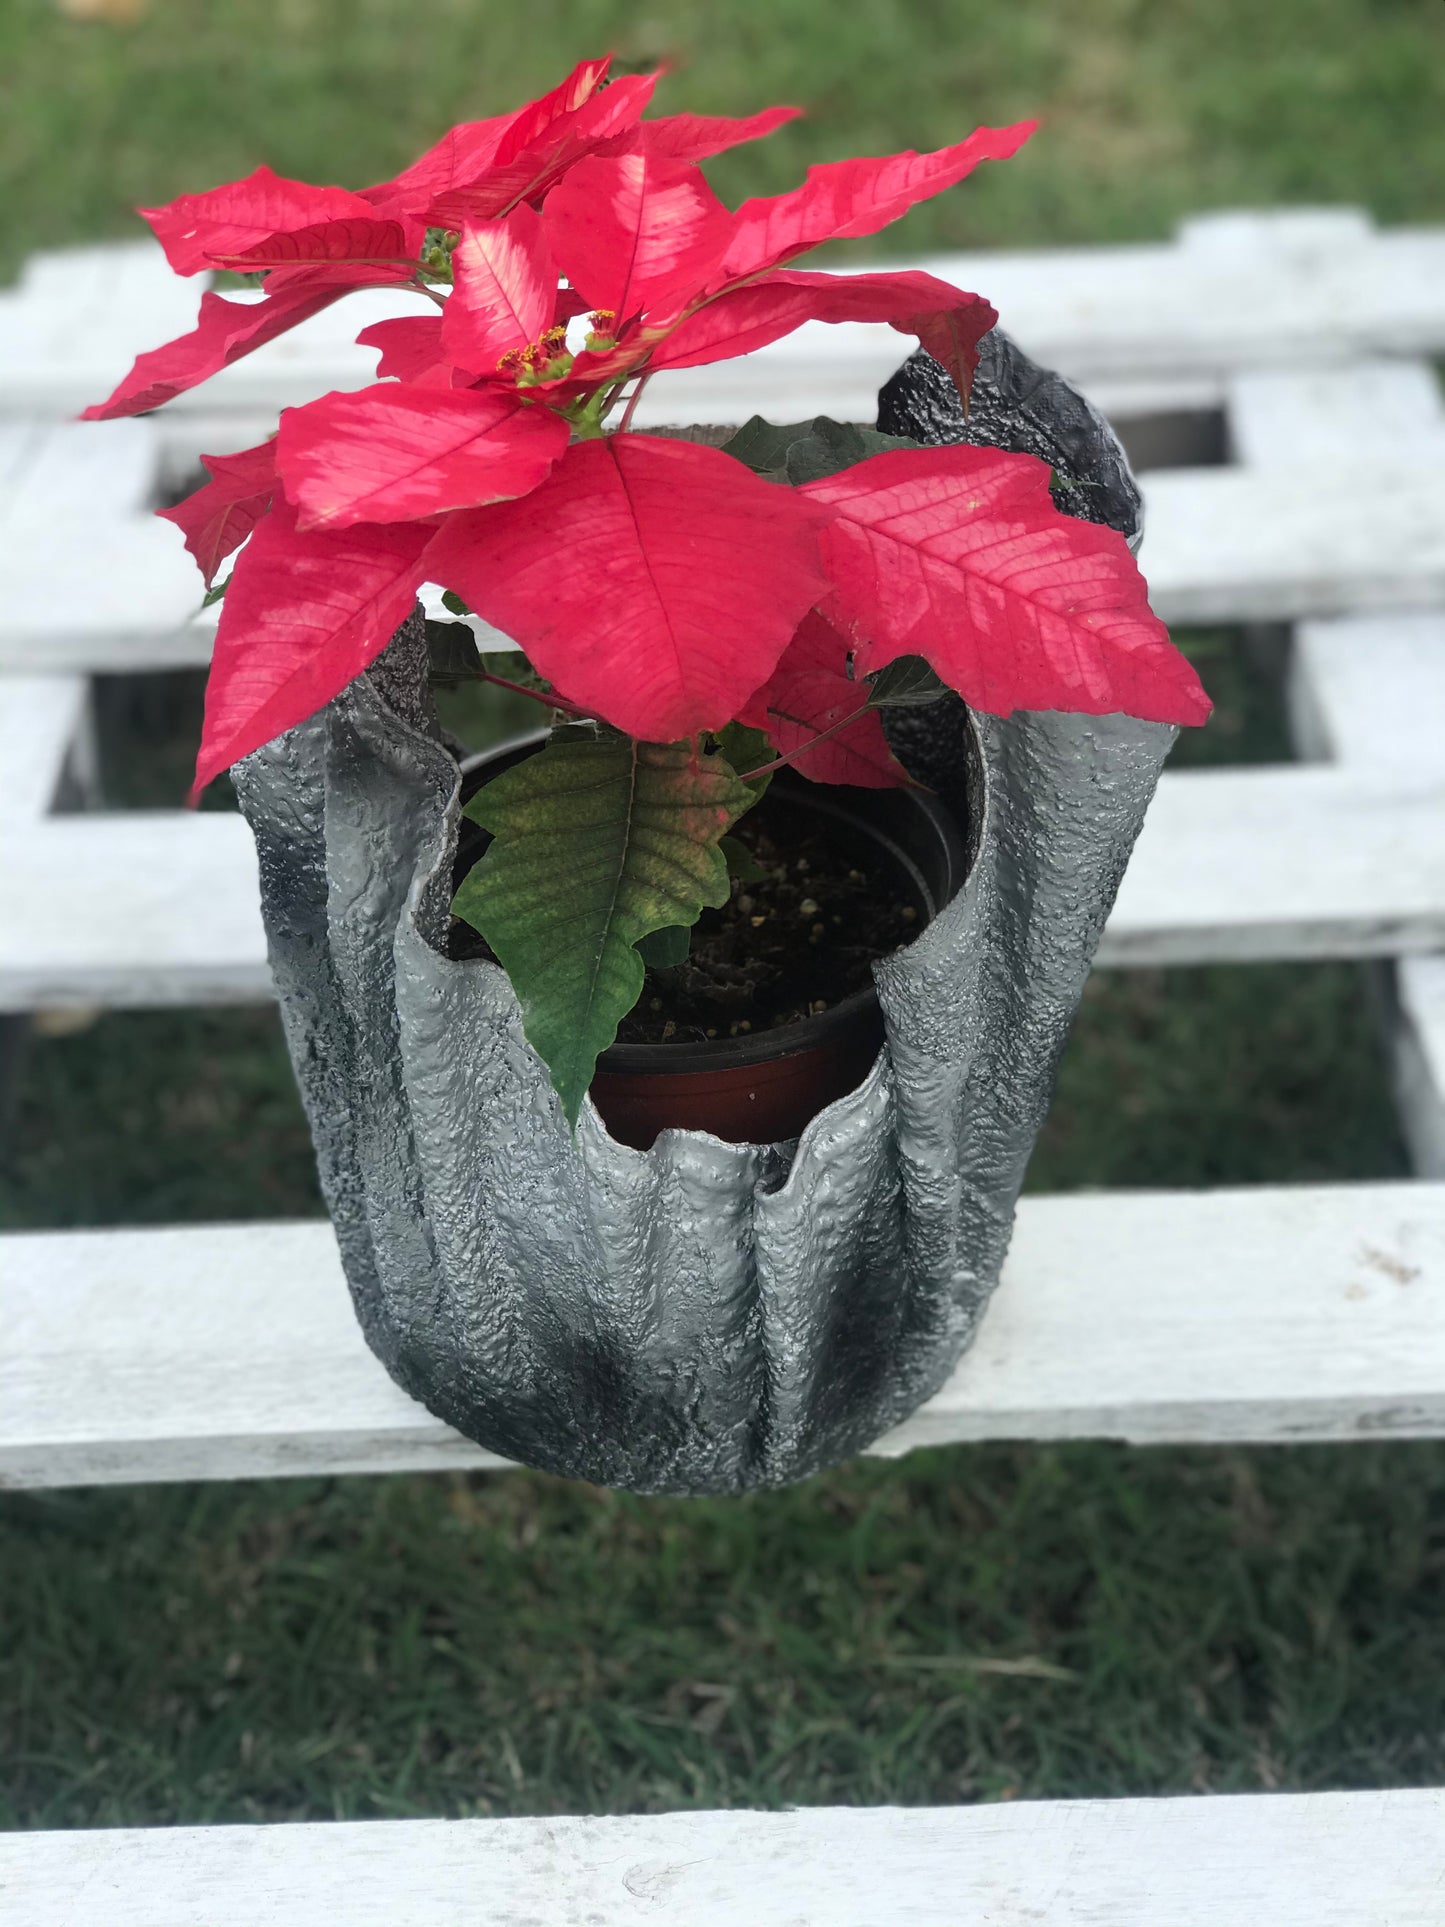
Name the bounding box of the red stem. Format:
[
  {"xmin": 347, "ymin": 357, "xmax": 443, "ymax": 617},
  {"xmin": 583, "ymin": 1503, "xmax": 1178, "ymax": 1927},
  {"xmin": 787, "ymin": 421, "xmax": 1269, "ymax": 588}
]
[
  {"xmin": 738, "ymin": 699, "xmax": 876, "ymax": 782},
  {"xmin": 617, "ymin": 373, "xmax": 652, "ymax": 432},
  {"xmin": 477, "ymin": 668, "xmax": 589, "ymax": 719}
]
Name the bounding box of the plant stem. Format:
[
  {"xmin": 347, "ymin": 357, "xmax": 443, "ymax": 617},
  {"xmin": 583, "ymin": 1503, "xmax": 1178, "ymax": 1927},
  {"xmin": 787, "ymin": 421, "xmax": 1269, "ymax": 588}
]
[
  {"xmin": 617, "ymin": 373, "xmax": 652, "ymax": 432},
  {"xmin": 478, "ymin": 669, "xmax": 591, "ymax": 719},
  {"xmin": 738, "ymin": 699, "xmax": 877, "ymax": 782}
]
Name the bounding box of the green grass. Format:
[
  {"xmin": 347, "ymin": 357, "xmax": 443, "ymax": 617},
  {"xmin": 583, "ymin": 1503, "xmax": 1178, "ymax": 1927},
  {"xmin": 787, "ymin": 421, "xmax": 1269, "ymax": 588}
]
[
  {"xmin": 0, "ymin": 0, "xmax": 1438, "ymax": 1829},
  {"xmin": 2, "ymin": 0, "xmax": 1442, "ymax": 285},
  {"xmin": 6, "ymin": 1443, "xmax": 1444, "ymax": 1828}
]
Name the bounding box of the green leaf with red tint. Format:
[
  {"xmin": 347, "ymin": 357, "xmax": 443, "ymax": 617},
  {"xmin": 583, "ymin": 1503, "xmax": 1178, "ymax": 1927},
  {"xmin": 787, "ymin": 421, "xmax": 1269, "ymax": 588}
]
[{"xmin": 453, "ymin": 732, "xmax": 754, "ymax": 1125}]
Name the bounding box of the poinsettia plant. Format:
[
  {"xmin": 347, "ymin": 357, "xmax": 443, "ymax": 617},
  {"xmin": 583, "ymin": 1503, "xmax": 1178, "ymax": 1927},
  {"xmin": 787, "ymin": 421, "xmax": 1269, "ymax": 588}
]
[{"xmin": 87, "ymin": 55, "xmax": 1209, "ymax": 1122}]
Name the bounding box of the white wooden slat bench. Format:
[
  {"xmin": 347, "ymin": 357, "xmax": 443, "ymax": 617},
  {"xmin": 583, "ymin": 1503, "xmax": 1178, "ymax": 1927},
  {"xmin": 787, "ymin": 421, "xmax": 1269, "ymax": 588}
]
[
  {"xmin": 4, "ymin": 1790, "xmax": 1443, "ymax": 1927},
  {"xmin": 7, "ymin": 208, "xmax": 1445, "ymax": 678},
  {"xmin": 3, "ymin": 1182, "xmax": 1443, "ymax": 1490},
  {"xmin": 6, "ymin": 444, "xmax": 1444, "ymax": 671},
  {"xmin": 2, "ymin": 760, "xmax": 1442, "ymax": 1013},
  {"xmin": 4, "ymin": 206, "xmax": 1445, "ymax": 1921},
  {"xmin": 5, "ymin": 205, "xmax": 1444, "ymax": 416}
]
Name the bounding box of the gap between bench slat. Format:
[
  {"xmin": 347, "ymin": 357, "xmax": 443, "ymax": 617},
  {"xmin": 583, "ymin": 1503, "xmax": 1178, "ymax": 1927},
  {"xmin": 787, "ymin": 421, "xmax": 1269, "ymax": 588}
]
[{"xmin": 1, "ymin": 1789, "xmax": 1441, "ymax": 1927}]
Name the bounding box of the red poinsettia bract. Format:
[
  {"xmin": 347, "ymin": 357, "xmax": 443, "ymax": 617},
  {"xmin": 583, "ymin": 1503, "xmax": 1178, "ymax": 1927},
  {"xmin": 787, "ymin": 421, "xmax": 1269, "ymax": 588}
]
[
  {"xmin": 800, "ymin": 446, "xmax": 1211, "ymax": 726},
  {"xmin": 83, "ymin": 56, "xmax": 1208, "ymax": 805}
]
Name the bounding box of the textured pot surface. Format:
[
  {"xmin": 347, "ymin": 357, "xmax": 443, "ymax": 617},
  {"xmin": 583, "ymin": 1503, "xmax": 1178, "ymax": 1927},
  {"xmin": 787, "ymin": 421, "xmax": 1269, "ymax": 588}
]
[{"xmin": 235, "ymin": 333, "xmax": 1177, "ymax": 1495}]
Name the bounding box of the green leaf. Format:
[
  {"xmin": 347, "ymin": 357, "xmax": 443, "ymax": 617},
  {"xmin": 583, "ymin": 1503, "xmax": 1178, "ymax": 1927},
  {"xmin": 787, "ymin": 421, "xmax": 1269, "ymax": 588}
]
[
  {"xmin": 441, "ymin": 588, "xmax": 471, "ymax": 616},
  {"xmin": 712, "ymin": 721, "xmax": 773, "ymax": 799},
  {"xmin": 718, "ymin": 415, "xmax": 818, "ymax": 476},
  {"xmin": 636, "ymin": 923, "xmax": 692, "ymax": 969},
  {"xmin": 783, "ymin": 420, "xmax": 917, "ymax": 486},
  {"xmin": 720, "ymin": 415, "xmax": 917, "ymax": 488},
  {"xmin": 867, "ymin": 656, "xmax": 951, "ymax": 708},
  {"xmin": 201, "ymin": 571, "xmax": 233, "ymax": 609},
  {"xmin": 453, "ymin": 736, "xmax": 755, "ymax": 1124},
  {"xmin": 720, "ymin": 833, "xmax": 767, "ymax": 886}
]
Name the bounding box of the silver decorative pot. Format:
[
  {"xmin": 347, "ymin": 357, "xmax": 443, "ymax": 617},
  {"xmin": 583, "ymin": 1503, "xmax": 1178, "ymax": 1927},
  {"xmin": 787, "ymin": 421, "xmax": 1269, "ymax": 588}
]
[{"xmin": 235, "ymin": 336, "xmax": 1175, "ymax": 1494}]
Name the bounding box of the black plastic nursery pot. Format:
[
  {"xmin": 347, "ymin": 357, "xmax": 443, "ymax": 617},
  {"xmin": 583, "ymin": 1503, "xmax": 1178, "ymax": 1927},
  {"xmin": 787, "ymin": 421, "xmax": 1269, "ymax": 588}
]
[{"xmin": 452, "ymin": 738, "xmax": 975, "ymax": 1150}]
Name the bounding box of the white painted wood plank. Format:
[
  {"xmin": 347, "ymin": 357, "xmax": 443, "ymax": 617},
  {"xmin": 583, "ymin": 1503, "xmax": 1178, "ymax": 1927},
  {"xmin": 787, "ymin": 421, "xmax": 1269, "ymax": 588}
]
[
  {"xmin": 1227, "ymin": 360, "xmax": 1445, "ymax": 467},
  {"xmin": 1395, "ymin": 959, "xmax": 1445, "ymax": 1178},
  {"xmin": 0, "ymin": 519, "xmax": 207, "ymax": 668},
  {"xmin": 8, "ymin": 210, "xmax": 1445, "ymax": 415},
  {"xmin": 925, "ymin": 207, "xmax": 1445, "ymax": 376},
  {"xmin": 7, "ymin": 458, "xmax": 1445, "ymax": 676},
  {"xmin": 1, "ymin": 766, "xmax": 1441, "ymax": 1011},
  {"xmin": 2, "ymin": 1790, "xmax": 1443, "ymax": 1927},
  {"xmin": 1104, "ymin": 765, "xmax": 1445, "ymax": 965},
  {"xmin": 0, "ymin": 418, "xmax": 159, "ymax": 528},
  {"xmin": 0, "ymin": 814, "xmax": 269, "ymax": 1008},
  {"xmin": 1137, "ymin": 459, "xmax": 1445, "ymax": 624},
  {"xmin": 1283, "ymin": 606, "xmax": 1445, "ymax": 1177},
  {"xmin": 1288, "ymin": 611, "xmax": 1445, "ymax": 767},
  {"xmin": 0, "ymin": 675, "xmax": 88, "ymax": 820},
  {"xmin": 0, "ymin": 248, "xmax": 199, "ymax": 417},
  {"xmin": 2, "ymin": 1182, "xmax": 1442, "ymax": 1489}
]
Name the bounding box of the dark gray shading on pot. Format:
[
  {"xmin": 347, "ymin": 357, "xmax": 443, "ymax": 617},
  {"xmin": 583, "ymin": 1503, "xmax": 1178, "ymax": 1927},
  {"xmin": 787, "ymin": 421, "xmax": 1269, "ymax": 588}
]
[{"xmin": 234, "ymin": 335, "xmax": 1175, "ymax": 1494}]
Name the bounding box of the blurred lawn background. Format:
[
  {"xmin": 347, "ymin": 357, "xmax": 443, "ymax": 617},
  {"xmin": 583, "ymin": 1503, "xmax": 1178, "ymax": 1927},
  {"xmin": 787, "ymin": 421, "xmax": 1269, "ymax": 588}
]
[{"xmin": 3, "ymin": 0, "xmax": 1444, "ymax": 1829}]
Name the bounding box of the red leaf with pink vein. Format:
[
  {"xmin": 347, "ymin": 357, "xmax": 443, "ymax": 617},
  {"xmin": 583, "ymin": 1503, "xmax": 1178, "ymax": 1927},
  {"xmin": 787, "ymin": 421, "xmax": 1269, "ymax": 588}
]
[
  {"xmin": 215, "ymin": 217, "xmax": 416, "ymax": 282},
  {"xmin": 195, "ymin": 502, "xmax": 429, "ymax": 796},
  {"xmin": 798, "ymin": 445, "xmax": 1211, "ymax": 726},
  {"xmin": 158, "ymin": 438, "xmax": 277, "ymax": 587},
  {"xmin": 740, "ymin": 612, "xmax": 908, "ymax": 788},
  {"xmin": 276, "ymin": 384, "xmax": 569, "ymax": 529},
  {"xmin": 81, "ymin": 284, "xmax": 349, "ymax": 420},
  {"xmin": 441, "ymin": 207, "xmax": 556, "ymax": 372},
  {"xmin": 490, "ymin": 54, "xmax": 614, "ymax": 166},
  {"xmin": 641, "ymin": 105, "xmax": 802, "ymax": 164},
  {"xmin": 141, "ymin": 165, "xmax": 378, "ymax": 275},
  {"xmin": 649, "ymin": 267, "xmax": 995, "ymax": 403},
  {"xmin": 424, "ymin": 435, "xmax": 831, "ymax": 741},
  {"xmin": 713, "ymin": 121, "xmax": 1036, "ymax": 283},
  {"xmin": 544, "ymin": 149, "xmax": 733, "ymax": 321},
  {"xmin": 427, "ymin": 74, "xmax": 660, "ymax": 228},
  {"xmin": 362, "ymin": 55, "xmax": 612, "ymax": 218},
  {"xmin": 357, "ymin": 315, "xmax": 447, "ymax": 381}
]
